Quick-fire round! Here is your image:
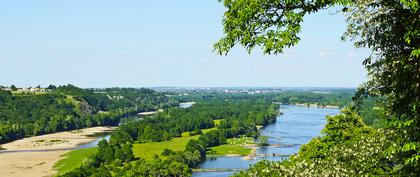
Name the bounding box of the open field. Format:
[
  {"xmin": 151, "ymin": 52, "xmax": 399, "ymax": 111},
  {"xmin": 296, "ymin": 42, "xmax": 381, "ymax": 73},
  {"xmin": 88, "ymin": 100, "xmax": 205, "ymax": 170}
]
[
  {"xmin": 133, "ymin": 135, "xmax": 200, "ymax": 160},
  {"xmin": 207, "ymin": 145, "xmax": 253, "ymax": 156},
  {"xmin": 54, "ymin": 147, "xmax": 98, "ymax": 176},
  {"xmin": 0, "ymin": 126, "xmax": 115, "ymax": 177},
  {"xmin": 132, "ymin": 126, "xmax": 218, "ymax": 160}
]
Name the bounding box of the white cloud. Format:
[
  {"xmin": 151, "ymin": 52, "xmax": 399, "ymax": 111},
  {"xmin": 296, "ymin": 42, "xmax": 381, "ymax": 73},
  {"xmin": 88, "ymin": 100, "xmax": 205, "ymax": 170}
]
[
  {"xmin": 347, "ymin": 51, "xmax": 357, "ymax": 58},
  {"xmin": 317, "ymin": 49, "xmax": 335, "ymax": 58}
]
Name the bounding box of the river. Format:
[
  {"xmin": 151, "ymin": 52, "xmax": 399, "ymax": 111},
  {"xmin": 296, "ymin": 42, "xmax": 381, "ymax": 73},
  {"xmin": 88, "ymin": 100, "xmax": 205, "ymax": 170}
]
[{"xmin": 192, "ymin": 105, "xmax": 339, "ymax": 177}]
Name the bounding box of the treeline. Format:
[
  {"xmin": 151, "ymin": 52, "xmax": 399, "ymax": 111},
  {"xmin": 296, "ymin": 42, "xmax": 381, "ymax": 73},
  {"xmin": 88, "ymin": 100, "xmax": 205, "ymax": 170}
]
[
  {"xmin": 174, "ymin": 90, "xmax": 354, "ymax": 108},
  {"xmin": 61, "ymin": 98, "xmax": 279, "ymax": 176},
  {"xmin": 0, "ymin": 85, "xmax": 175, "ymax": 144},
  {"xmin": 274, "ymin": 91, "xmax": 354, "ymax": 108}
]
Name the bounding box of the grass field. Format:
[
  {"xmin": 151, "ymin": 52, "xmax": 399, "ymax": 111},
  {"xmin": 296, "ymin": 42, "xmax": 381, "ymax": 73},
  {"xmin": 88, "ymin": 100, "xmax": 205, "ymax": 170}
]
[
  {"xmin": 207, "ymin": 145, "xmax": 252, "ymax": 156},
  {"xmin": 133, "ymin": 135, "xmax": 200, "ymax": 160},
  {"xmin": 133, "ymin": 126, "xmax": 221, "ymax": 160},
  {"xmin": 54, "ymin": 147, "xmax": 98, "ymax": 175},
  {"xmin": 202, "ymin": 127, "xmax": 217, "ymax": 133},
  {"xmin": 213, "ymin": 119, "xmax": 222, "ymax": 126}
]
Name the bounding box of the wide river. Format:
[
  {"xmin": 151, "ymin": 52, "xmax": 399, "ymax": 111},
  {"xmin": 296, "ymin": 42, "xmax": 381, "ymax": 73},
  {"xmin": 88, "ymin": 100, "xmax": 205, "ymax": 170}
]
[{"xmin": 192, "ymin": 105, "xmax": 339, "ymax": 177}]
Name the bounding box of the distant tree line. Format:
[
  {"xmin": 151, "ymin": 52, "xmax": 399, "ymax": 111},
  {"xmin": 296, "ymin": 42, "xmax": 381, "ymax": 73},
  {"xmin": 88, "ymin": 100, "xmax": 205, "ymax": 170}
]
[{"xmin": 273, "ymin": 91, "xmax": 354, "ymax": 108}]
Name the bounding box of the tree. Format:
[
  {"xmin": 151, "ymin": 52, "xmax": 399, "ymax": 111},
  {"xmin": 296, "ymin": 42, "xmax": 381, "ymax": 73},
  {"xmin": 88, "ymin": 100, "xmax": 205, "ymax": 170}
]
[
  {"xmin": 258, "ymin": 136, "xmax": 269, "ymax": 146},
  {"xmin": 46, "ymin": 84, "xmax": 56, "ymax": 90},
  {"xmin": 10, "ymin": 85, "xmax": 17, "ymax": 91},
  {"xmin": 216, "ymin": 0, "xmax": 419, "ymax": 175}
]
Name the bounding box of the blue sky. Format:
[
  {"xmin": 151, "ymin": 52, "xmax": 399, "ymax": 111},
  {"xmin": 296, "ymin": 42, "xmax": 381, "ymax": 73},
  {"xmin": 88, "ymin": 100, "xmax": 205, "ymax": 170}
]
[{"xmin": 0, "ymin": 1, "xmax": 369, "ymax": 88}]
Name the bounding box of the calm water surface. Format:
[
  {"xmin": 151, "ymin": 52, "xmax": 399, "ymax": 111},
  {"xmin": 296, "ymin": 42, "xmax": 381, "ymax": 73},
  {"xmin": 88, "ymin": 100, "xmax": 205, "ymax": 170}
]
[{"xmin": 193, "ymin": 105, "xmax": 339, "ymax": 177}]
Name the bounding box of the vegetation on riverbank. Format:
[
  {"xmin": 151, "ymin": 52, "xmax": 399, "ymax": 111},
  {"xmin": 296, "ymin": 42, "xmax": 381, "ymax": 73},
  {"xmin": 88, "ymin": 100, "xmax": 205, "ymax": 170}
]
[
  {"xmin": 207, "ymin": 145, "xmax": 252, "ymax": 156},
  {"xmin": 54, "ymin": 147, "xmax": 98, "ymax": 175},
  {"xmin": 274, "ymin": 91, "xmax": 353, "ymax": 108},
  {"xmin": 227, "ymin": 137, "xmax": 254, "ymax": 145}
]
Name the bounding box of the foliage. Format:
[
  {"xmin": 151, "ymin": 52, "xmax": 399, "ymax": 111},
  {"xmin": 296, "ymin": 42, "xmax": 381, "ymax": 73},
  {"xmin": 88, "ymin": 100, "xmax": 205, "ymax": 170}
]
[
  {"xmin": 345, "ymin": 0, "xmax": 420, "ymax": 173},
  {"xmin": 258, "ymin": 136, "xmax": 269, "ymax": 146},
  {"xmin": 214, "ymin": 0, "xmax": 351, "ymax": 55},
  {"xmin": 227, "ymin": 136, "xmax": 255, "ymax": 145},
  {"xmin": 120, "ymin": 158, "xmax": 190, "ymax": 177}
]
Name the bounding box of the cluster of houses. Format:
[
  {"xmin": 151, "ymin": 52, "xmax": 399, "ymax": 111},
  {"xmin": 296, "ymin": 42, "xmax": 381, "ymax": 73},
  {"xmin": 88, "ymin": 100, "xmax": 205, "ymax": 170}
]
[
  {"xmin": 223, "ymin": 89, "xmax": 267, "ymax": 94},
  {"xmin": 0, "ymin": 85, "xmax": 49, "ymax": 93}
]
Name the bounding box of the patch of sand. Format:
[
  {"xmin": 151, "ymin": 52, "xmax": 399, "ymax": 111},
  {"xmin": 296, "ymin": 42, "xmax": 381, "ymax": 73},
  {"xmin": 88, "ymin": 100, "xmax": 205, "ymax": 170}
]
[
  {"xmin": 0, "ymin": 126, "xmax": 115, "ymax": 177},
  {"xmin": 1, "ymin": 126, "xmax": 116, "ymax": 151},
  {"xmin": 0, "ymin": 151, "xmax": 65, "ymax": 177},
  {"xmin": 242, "ymin": 147, "xmax": 257, "ymax": 160},
  {"xmin": 137, "ymin": 109, "xmax": 163, "ymax": 116}
]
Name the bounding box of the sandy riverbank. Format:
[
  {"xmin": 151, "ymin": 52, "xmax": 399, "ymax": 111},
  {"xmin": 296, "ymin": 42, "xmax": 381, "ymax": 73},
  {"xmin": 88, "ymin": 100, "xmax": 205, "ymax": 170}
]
[
  {"xmin": 137, "ymin": 109, "xmax": 163, "ymax": 116},
  {"xmin": 0, "ymin": 126, "xmax": 116, "ymax": 177},
  {"xmin": 242, "ymin": 147, "xmax": 257, "ymax": 160}
]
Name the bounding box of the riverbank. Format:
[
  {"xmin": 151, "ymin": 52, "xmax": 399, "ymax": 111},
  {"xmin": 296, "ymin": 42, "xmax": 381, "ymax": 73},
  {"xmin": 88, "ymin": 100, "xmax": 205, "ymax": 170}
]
[
  {"xmin": 293, "ymin": 103, "xmax": 339, "ymax": 109},
  {"xmin": 137, "ymin": 109, "xmax": 163, "ymax": 116},
  {"xmin": 0, "ymin": 126, "xmax": 116, "ymax": 177}
]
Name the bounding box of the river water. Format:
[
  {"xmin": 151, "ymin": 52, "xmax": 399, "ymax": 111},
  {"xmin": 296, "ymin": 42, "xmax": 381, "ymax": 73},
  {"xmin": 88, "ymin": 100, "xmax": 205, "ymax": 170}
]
[{"xmin": 192, "ymin": 105, "xmax": 339, "ymax": 177}]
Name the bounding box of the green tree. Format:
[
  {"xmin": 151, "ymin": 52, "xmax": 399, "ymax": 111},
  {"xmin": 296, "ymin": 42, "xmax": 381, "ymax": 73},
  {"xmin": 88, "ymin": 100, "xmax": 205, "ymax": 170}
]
[{"xmin": 10, "ymin": 85, "xmax": 17, "ymax": 91}]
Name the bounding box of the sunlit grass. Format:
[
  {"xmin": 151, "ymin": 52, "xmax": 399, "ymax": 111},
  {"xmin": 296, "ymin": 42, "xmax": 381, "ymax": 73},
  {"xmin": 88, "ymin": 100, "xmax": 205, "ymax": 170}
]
[
  {"xmin": 207, "ymin": 145, "xmax": 252, "ymax": 156},
  {"xmin": 133, "ymin": 135, "xmax": 199, "ymax": 160},
  {"xmin": 54, "ymin": 147, "xmax": 98, "ymax": 176}
]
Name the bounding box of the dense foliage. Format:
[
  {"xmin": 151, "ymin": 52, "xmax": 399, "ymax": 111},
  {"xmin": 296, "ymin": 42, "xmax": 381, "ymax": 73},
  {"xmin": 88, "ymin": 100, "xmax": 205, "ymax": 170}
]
[{"xmin": 0, "ymin": 85, "xmax": 173, "ymax": 144}]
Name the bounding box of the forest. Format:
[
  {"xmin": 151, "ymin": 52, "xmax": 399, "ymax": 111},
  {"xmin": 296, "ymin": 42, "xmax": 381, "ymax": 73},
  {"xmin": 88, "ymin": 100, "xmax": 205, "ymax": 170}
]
[{"xmin": 0, "ymin": 84, "xmax": 175, "ymax": 144}]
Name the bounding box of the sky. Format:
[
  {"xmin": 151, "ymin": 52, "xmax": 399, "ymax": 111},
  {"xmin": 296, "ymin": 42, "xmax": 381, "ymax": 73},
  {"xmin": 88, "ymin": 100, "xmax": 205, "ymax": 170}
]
[{"xmin": 0, "ymin": 1, "xmax": 369, "ymax": 88}]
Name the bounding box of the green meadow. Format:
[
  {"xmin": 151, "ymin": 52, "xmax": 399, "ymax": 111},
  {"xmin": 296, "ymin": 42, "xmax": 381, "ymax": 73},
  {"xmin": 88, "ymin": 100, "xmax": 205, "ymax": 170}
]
[
  {"xmin": 207, "ymin": 144, "xmax": 252, "ymax": 156},
  {"xmin": 54, "ymin": 147, "xmax": 98, "ymax": 175},
  {"xmin": 132, "ymin": 135, "xmax": 200, "ymax": 160}
]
